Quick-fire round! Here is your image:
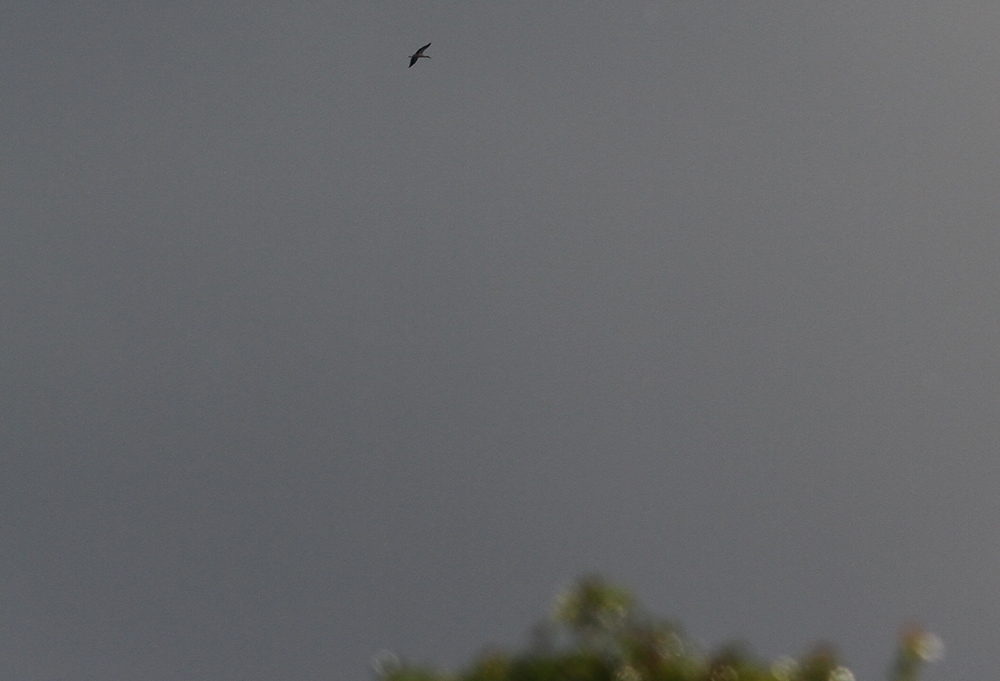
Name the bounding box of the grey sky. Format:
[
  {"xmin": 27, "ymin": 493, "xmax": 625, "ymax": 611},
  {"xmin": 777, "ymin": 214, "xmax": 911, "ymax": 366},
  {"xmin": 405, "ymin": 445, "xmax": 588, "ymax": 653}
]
[{"xmin": 2, "ymin": 1, "xmax": 999, "ymax": 679}]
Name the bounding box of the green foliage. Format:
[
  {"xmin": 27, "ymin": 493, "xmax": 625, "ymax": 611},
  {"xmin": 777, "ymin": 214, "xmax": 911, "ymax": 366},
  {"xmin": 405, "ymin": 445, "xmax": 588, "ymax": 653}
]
[
  {"xmin": 377, "ymin": 575, "xmax": 941, "ymax": 681},
  {"xmin": 553, "ymin": 574, "xmax": 637, "ymax": 649}
]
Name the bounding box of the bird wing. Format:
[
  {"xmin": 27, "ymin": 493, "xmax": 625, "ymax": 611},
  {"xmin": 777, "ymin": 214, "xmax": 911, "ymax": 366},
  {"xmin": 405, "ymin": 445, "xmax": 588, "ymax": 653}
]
[{"xmin": 408, "ymin": 43, "xmax": 431, "ymax": 67}]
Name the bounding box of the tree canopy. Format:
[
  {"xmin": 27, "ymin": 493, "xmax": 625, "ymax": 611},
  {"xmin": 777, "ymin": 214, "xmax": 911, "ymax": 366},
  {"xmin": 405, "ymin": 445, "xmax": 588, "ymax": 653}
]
[{"xmin": 375, "ymin": 575, "xmax": 942, "ymax": 681}]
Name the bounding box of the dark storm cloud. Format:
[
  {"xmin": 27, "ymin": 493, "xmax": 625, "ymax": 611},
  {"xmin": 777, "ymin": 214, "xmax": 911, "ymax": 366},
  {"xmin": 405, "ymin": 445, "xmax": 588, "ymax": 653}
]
[{"xmin": 2, "ymin": 2, "xmax": 998, "ymax": 679}]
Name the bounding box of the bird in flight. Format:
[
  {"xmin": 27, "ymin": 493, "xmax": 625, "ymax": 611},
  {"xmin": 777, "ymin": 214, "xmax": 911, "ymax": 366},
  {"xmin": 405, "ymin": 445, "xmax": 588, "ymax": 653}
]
[{"xmin": 409, "ymin": 42, "xmax": 431, "ymax": 67}]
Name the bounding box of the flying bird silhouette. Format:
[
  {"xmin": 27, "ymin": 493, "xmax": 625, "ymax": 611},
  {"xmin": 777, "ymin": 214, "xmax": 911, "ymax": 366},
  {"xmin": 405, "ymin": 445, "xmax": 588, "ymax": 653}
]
[{"xmin": 409, "ymin": 42, "xmax": 431, "ymax": 67}]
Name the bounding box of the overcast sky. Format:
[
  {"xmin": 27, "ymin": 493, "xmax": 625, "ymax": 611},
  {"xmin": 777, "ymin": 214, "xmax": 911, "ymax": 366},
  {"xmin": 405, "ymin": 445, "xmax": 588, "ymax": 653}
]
[{"xmin": 3, "ymin": 2, "xmax": 1000, "ymax": 679}]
